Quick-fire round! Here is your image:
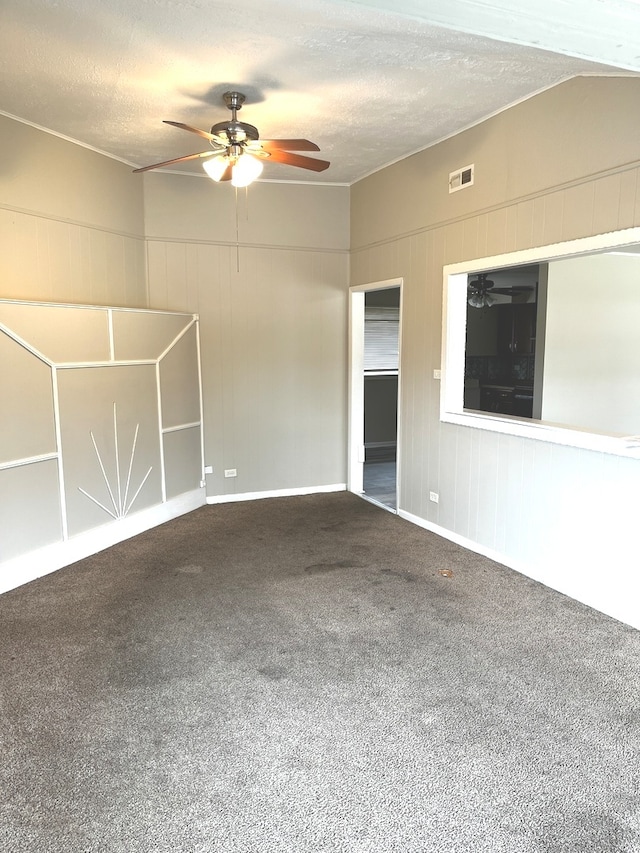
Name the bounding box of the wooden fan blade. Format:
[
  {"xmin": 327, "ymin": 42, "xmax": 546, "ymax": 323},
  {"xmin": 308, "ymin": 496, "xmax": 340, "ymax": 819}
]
[
  {"xmin": 262, "ymin": 148, "xmax": 330, "ymax": 172},
  {"xmin": 219, "ymin": 162, "xmax": 233, "ymax": 182},
  {"xmin": 163, "ymin": 120, "xmax": 218, "ymax": 142},
  {"xmin": 132, "ymin": 151, "xmax": 215, "ymax": 173},
  {"xmin": 259, "ymin": 139, "xmax": 320, "ymax": 152}
]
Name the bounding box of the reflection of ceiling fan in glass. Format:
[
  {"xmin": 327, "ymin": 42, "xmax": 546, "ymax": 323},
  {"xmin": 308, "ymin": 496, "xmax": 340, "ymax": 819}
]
[{"xmin": 467, "ymin": 273, "xmax": 534, "ymax": 308}]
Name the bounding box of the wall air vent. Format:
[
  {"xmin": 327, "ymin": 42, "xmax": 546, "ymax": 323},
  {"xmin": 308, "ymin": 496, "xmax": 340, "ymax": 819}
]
[{"xmin": 449, "ymin": 163, "xmax": 474, "ymax": 193}]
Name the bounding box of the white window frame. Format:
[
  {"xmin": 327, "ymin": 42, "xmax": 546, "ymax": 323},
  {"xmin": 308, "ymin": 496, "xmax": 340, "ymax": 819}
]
[{"xmin": 440, "ymin": 226, "xmax": 640, "ymax": 457}]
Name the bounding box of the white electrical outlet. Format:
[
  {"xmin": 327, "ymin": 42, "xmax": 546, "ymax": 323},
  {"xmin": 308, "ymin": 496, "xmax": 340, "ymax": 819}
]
[
  {"xmin": 224, "ymin": 468, "xmax": 237, "ymax": 478},
  {"xmin": 429, "ymin": 491, "xmax": 439, "ymax": 503},
  {"xmin": 204, "ymin": 465, "xmax": 213, "ymax": 474},
  {"xmin": 433, "ymin": 369, "xmax": 441, "ymax": 380}
]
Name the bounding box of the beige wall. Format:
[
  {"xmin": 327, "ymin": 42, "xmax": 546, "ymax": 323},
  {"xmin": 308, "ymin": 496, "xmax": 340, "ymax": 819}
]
[
  {"xmin": 351, "ymin": 75, "xmax": 640, "ymax": 628},
  {"xmin": 352, "ymin": 76, "xmax": 640, "ymax": 252},
  {"xmin": 0, "ymin": 115, "xmax": 147, "ymax": 307},
  {"xmin": 144, "ymin": 173, "xmax": 350, "ymax": 498}
]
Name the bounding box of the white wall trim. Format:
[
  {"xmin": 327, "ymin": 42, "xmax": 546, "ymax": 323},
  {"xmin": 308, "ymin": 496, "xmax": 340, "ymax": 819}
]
[
  {"xmin": 398, "ymin": 508, "xmax": 639, "ymax": 631},
  {"xmin": 0, "ymin": 452, "xmax": 59, "ymax": 471},
  {"xmin": 0, "ymin": 320, "xmax": 52, "ymax": 366},
  {"xmin": 0, "ymin": 298, "xmax": 195, "ymax": 317},
  {"xmin": 195, "ymin": 319, "xmax": 206, "ymax": 484},
  {"xmin": 56, "ymin": 359, "xmax": 157, "ymax": 369},
  {"xmin": 158, "ymin": 316, "xmax": 198, "ymax": 361},
  {"xmin": 162, "ymin": 421, "xmax": 202, "ymax": 434},
  {"xmin": 107, "ymin": 309, "xmax": 115, "ymax": 360},
  {"xmin": 156, "ymin": 360, "xmax": 167, "ymax": 503},
  {"xmin": 0, "ymin": 488, "xmax": 206, "ymax": 596},
  {"xmin": 206, "ymin": 483, "xmax": 346, "ymax": 505},
  {"xmin": 144, "ymin": 234, "xmax": 349, "ymax": 255},
  {"xmin": 0, "ymin": 201, "xmax": 146, "ymax": 242}
]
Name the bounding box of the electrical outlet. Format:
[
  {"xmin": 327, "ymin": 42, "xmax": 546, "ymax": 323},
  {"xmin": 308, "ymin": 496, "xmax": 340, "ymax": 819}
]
[
  {"xmin": 224, "ymin": 468, "xmax": 237, "ymax": 478},
  {"xmin": 433, "ymin": 369, "xmax": 441, "ymax": 380},
  {"xmin": 204, "ymin": 465, "xmax": 213, "ymax": 474},
  {"xmin": 429, "ymin": 491, "xmax": 439, "ymax": 503}
]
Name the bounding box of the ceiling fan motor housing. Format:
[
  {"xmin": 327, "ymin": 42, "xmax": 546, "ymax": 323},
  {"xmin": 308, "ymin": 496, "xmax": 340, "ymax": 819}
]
[
  {"xmin": 210, "ymin": 120, "xmax": 260, "ymax": 144},
  {"xmin": 470, "ymin": 273, "xmax": 495, "ymax": 293}
]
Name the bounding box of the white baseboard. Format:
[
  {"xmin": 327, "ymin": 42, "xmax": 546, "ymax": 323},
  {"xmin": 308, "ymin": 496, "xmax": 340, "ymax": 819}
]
[
  {"xmin": 207, "ymin": 483, "xmax": 347, "ymax": 505},
  {"xmin": 0, "ymin": 489, "xmax": 206, "ymax": 596},
  {"xmin": 398, "ymin": 509, "xmax": 521, "ymax": 569},
  {"xmin": 398, "ymin": 508, "xmax": 639, "ymax": 631}
]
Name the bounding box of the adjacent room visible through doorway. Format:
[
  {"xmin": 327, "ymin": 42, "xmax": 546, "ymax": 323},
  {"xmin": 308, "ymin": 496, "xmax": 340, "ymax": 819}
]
[{"xmin": 349, "ymin": 280, "xmax": 401, "ymax": 513}]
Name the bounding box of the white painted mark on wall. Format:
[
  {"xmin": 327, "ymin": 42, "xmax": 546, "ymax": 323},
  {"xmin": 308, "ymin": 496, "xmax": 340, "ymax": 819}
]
[{"xmin": 79, "ymin": 402, "xmax": 153, "ymax": 519}]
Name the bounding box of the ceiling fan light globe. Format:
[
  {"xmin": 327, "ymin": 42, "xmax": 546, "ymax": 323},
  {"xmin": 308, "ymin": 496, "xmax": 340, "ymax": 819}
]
[
  {"xmin": 468, "ymin": 291, "xmax": 495, "ymax": 309},
  {"xmin": 231, "ymin": 153, "xmax": 263, "ymax": 187},
  {"xmin": 202, "ymin": 155, "xmax": 230, "ymax": 182}
]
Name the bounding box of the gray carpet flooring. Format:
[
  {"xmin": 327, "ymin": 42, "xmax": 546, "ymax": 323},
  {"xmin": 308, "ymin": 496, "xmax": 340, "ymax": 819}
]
[{"xmin": 1, "ymin": 491, "xmax": 639, "ymax": 853}]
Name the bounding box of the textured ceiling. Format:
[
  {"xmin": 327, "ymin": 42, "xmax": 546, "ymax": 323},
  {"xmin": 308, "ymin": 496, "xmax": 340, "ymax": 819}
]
[{"xmin": 1, "ymin": 0, "xmax": 638, "ymax": 184}]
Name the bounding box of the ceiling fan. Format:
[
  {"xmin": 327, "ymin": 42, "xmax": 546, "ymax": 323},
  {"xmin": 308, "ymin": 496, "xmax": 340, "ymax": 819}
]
[
  {"xmin": 133, "ymin": 91, "xmax": 330, "ymax": 186},
  {"xmin": 467, "ymin": 272, "xmax": 534, "ymax": 308}
]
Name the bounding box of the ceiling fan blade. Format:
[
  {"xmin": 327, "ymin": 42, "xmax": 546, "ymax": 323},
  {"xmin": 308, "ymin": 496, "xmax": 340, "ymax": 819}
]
[
  {"xmin": 262, "ymin": 148, "xmax": 330, "ymax": 172},
  {"xmin": 132, "ymin": 151, "xmax": 215, "ymax": 173},
  {"xmin": 219, "ymin": 162, "xmax": 233, "ymax": 182},
  {"xmin": 259, "ymin": 139, "xmax": 321, "ymax": 152},
  {"xmin": 163, "ymin": 120, "xmax": 219, "ymax": 143},
  {"xmin": 492, "ymin": 286, "xmax": 534, "ymax": 294}
]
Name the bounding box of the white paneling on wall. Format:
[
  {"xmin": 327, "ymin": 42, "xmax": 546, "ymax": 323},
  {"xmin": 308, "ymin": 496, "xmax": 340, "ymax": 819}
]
[
  {"xmin": 145, "ymin": 175, "xmax": 350, "ymax": 501},
  {"xmin": 351, "ymin": 76, "xmax": 640, "ymax": 630},
  {"xmin": 0, "ymin": 300, "xmax": 205, "ymax": 593},
  {"xmin": 0, "ymin": 207, "xmax": 147, "ymax": 307},
  {"xmin": 0, "ymin": 113, "xmax": 148, "ymax": 310}
]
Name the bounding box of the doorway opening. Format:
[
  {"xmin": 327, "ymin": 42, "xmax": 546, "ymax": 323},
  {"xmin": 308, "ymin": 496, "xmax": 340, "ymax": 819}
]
[{"xmin": 349, "ymin": 279, "xmax": 402, "ymax": 512}]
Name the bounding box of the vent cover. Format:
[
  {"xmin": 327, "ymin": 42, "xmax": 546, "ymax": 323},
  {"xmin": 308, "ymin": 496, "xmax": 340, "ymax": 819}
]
[{"xmin": 449, "ymin": 164, "xmax": 474, "ymax": 193}]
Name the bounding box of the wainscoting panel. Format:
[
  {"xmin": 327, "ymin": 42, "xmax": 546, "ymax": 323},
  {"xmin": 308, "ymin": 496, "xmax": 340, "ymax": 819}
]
[
  {"xmin": 0, "ymin": 329, "xmax": 56, "ymax": 464},
  {"xmin": 0, "ymin": 460, "xmax": 63, "ymax": 562},
  {"xmin": 57, "ymin": 364, "xmax": 163, "ymax": 537},
  {"xmin": 0, "ymin": 300, "xmax": 205, "ymax": 590}
]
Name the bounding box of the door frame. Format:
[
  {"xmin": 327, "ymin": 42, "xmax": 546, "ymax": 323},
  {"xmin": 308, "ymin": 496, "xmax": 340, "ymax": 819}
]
[{"xmin": 348, "ymin": 277, "xmax": 403, "ymax": 505}]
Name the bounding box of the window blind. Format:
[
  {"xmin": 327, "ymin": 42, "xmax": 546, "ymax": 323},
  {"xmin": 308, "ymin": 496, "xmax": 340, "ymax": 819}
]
[{"xmin": 364, "ymin": 306, "xmax": 399, "ymax": 371}]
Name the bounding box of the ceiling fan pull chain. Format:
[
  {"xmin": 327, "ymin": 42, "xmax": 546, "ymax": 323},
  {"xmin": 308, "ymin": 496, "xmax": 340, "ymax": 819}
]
[{"xmin": 235, "ymin": 185, "xmax": 240, "ymax": 273}]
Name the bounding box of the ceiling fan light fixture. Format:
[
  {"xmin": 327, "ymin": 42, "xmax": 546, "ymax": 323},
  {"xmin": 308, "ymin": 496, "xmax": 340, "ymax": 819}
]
[
  {"xmin": 135, "ymin": 92, "xmax": 329, "ymax": 178},
  {"xmin": 202, "ymin": 154, "xmax": 230, "ymax": 182},
  {"xmin": 231, "ymin": 153, "xmax": 263, "ymax": 187},
  {"xmin": 468, "ymin": 291, "xmax": 495, "ymax": 309}
]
